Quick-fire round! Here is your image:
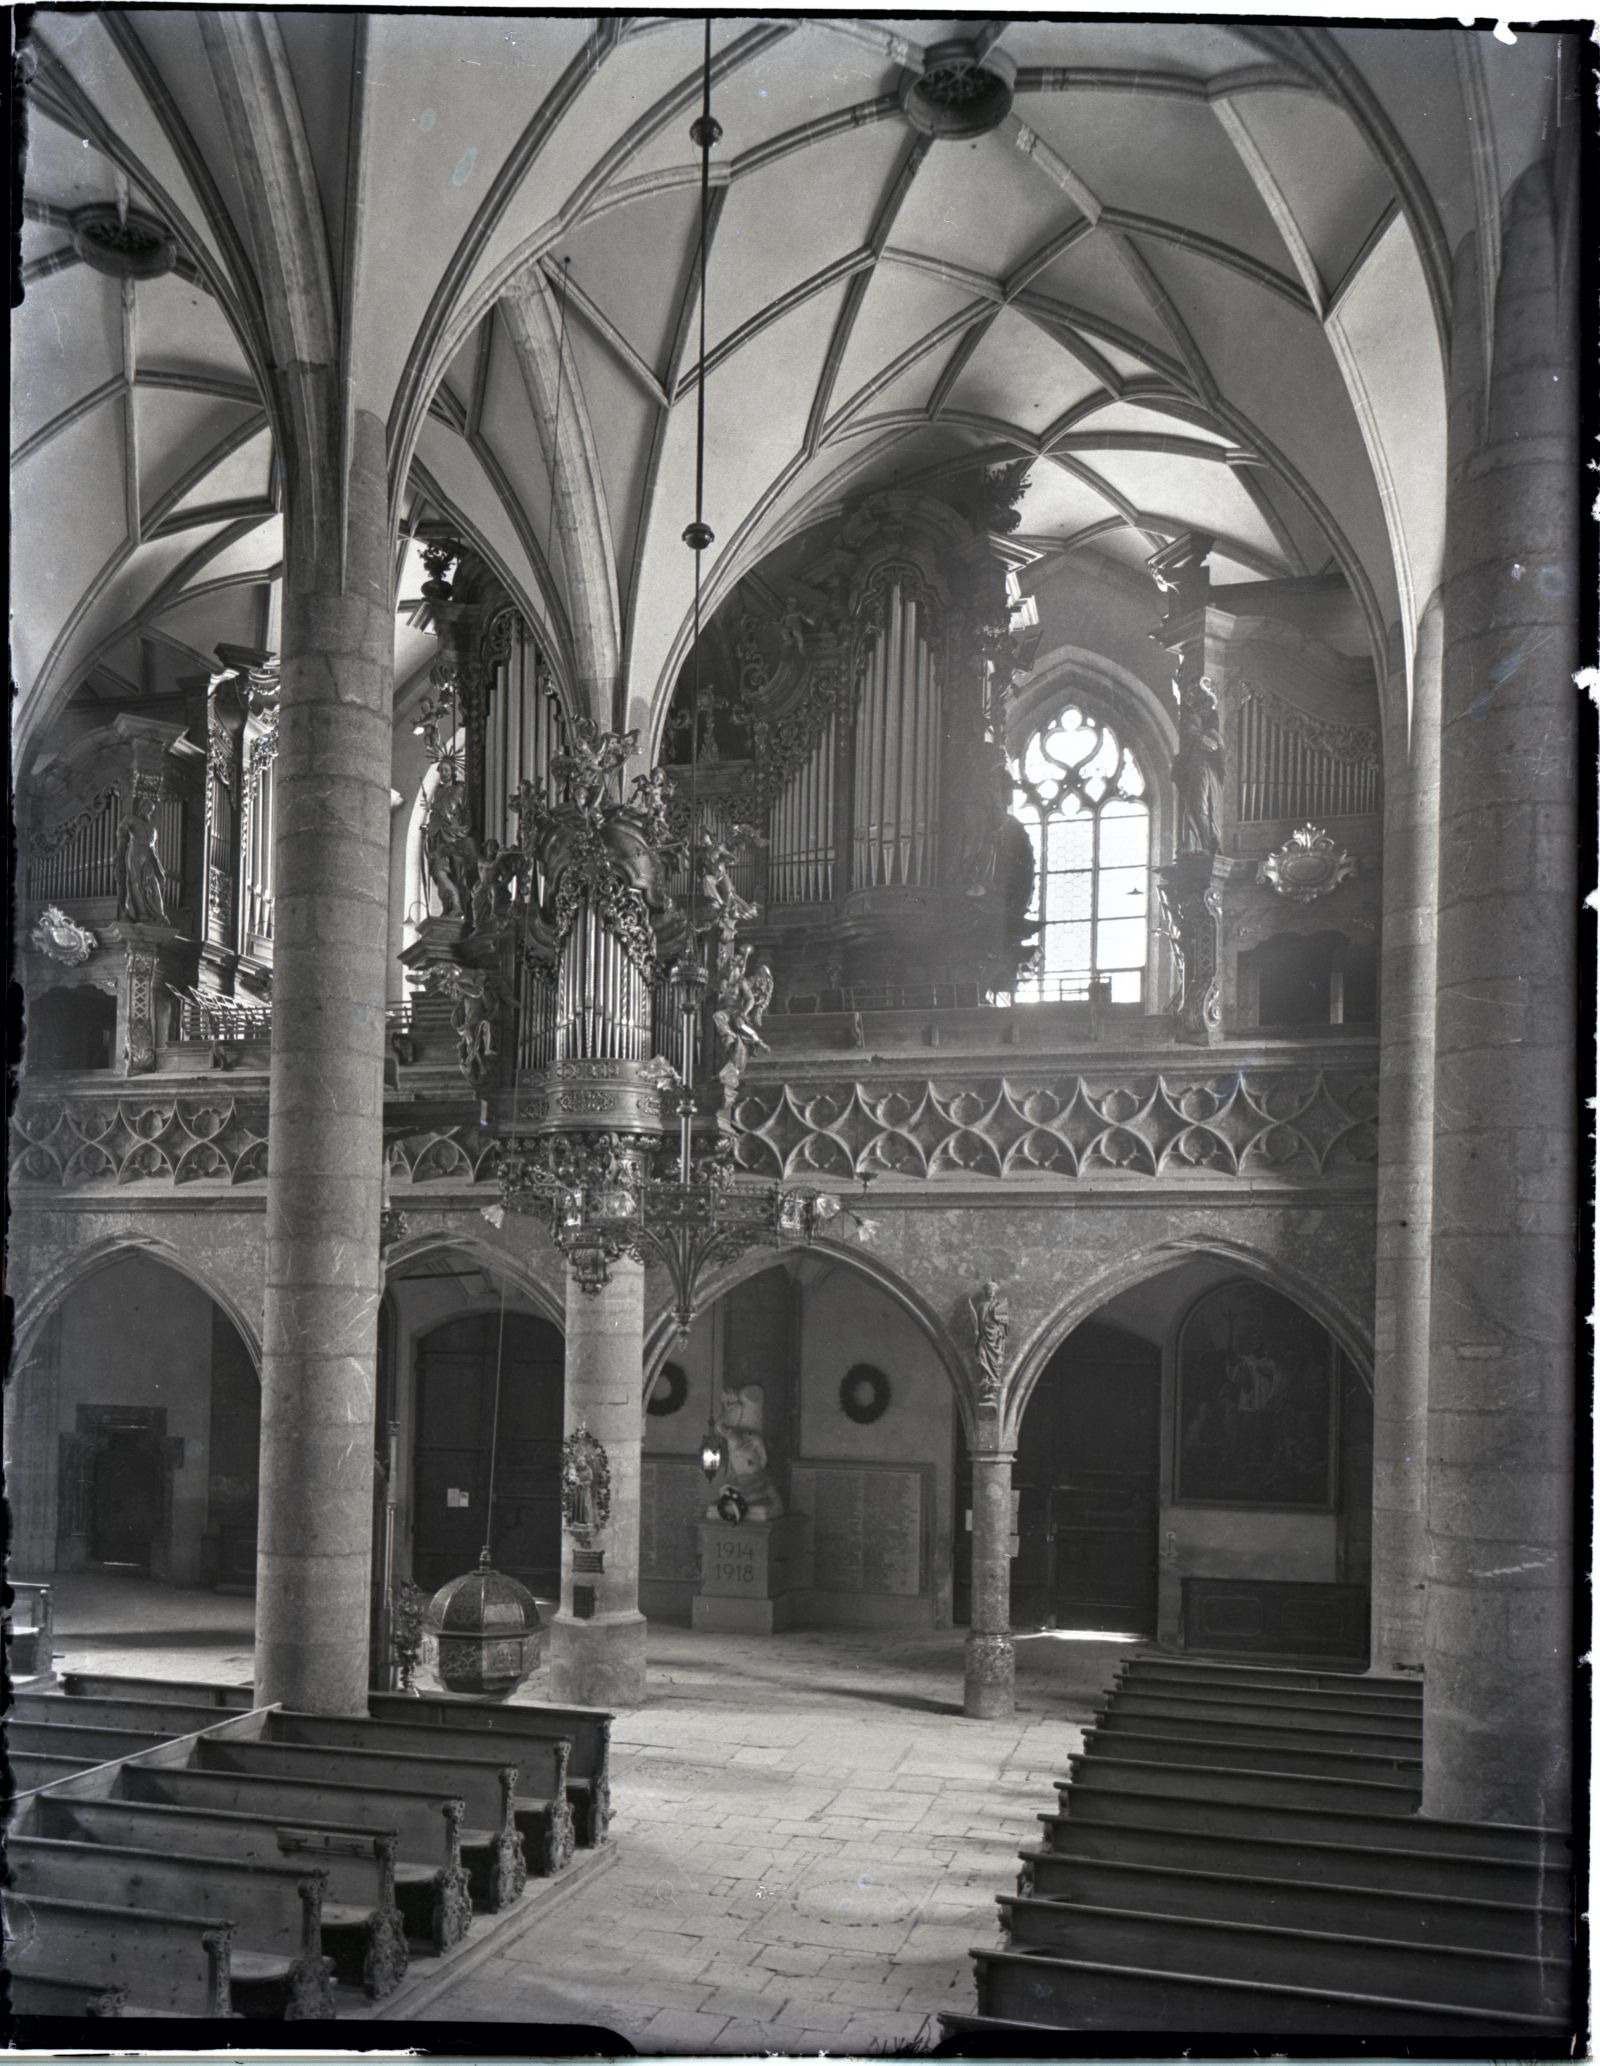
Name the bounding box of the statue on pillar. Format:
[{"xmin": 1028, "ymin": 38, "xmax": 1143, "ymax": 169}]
[{"xmin": 968, "ymin": 1280, "xmax": 1009, "ymax": 1405}]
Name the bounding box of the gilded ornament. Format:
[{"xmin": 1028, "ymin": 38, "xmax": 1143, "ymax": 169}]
[{"xmin": 1260, "ymin": 824, "xmax": 1357, "ymax": 903}]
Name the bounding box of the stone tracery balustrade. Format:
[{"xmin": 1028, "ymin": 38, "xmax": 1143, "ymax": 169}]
[
  {"xmin": 10, "ymin": 1064, "xmax": 1378, "ymax": 1191},
  {"xmin": 11, "ymin": 1094, "xmax": 269, "ymax": 1187},
  {"xmin": 729, "ymin": 1068, "xmax": 1378, "ymax": 1182}
]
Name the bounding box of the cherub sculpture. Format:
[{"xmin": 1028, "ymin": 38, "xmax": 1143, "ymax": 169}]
[
  {"xmin": 712, "ymin": 945, "xmax": 773, "ymax": 1083},
  {"xmin": 776, "ymin": 594, "xmax": 815, "ymax": 658}
]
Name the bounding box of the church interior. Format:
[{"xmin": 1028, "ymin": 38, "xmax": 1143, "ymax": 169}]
[{"xmin": 5, "ymin": 10, "xmax": 1583, "ymax": 2049}]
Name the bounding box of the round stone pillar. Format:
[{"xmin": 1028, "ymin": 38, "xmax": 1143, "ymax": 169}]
[
  {"xmin": 549, "ymin": 1254, "xmax": 649, "ymax": 1708},
  {"xmin": 1369, "ymin": 604, "xmax": 1442, "ymax": 1674},
  {"xmin": 255, "ymin": 409, "xmax": 395, "ymax": 1714},
  {"xmin": 1424, "ymin": 163, "xmax": 1576, "ymax": 1827},
  {"xmin": 964, "ymin": 1448, "xmax": 1015, "ymax": 1718}
]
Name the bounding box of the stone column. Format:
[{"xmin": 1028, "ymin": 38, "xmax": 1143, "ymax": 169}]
[
  {"xmin": 254, "ymin": 409, "xmax": 395, "ymax": 1715},
  {"xmin": 1368, "ymin": 603, "xmax": 1442, "ymax": 1673},
  {"xmin": 964, "ymin": 1448, "xmax": 1015, "ymax": 1718},
  {"xmin": 1424, "ymin": 161, "xmax": 1576, "ymax": 1827},
  {"xmin": 549, "ymin": 1255, "xmax": 648, "ymax": 1708}
]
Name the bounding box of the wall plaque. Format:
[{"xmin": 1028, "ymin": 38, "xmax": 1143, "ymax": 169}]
[
  {"xmin": 640, "ymin": 1456, "xmax": 707, "ymax": 1582},
  {"xmin": 791, "ymin": 1463, "xmax": 923, "ymax": 1596}
]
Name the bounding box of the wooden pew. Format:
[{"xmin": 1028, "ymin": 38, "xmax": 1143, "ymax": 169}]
[
  {"xmin": 968, "ymin": 1942, "xmax": 1568, "ymax": 2038},
  {"xmin": 3, "ymin": 1887, "xmax": 234, "ymax": 2017},
  {"xmin": 191, "ymin": 1735, "xmax": 527, "ymax": 1911},
  {"xmin": 58, "ymin": 1670, "xmax": 254, "ymax": 1708},
  {"xmin": 1077, "ymin": 1721, "xmax": 1422, "ymax": 1787},
  {"xmin": 10, "ymin": 1753, "xmax": 100, "ymax": 1794},
  {"xmin": 6, "ymin": 1974, "xmax": 128, "ymax": 2018},
  {"xmin": 369, "ymin": 1689, "xmax": 614, "ymax": 1846},
  {"xmin": 9, "ymin": 1836, "xmax": 335, "ymax": 2020},
  {"xmin": 1091, "ymin": 1702, "xmax": 1423, "ymax": 1762},
  {"xmin": 12, "ymin": 1690, "xmax": 251, "ymax": 1740},
  {"xmin": 1026, "ymin": 1818, "xmax": 1568, "ymax": 1907},
  {"xmin": 9, "ymin": 1720, "xmax": 176, "ymax": 1764},
  {"xmin": 29, "ymin": 1794, "xmax": 408, "ymax": 2000},
  {"xmin": 1015, "ymin": 1846, "xmax": 1568, "ymax": 1957},
  {"xmin": 114, "ymin": 1761, "xmax": 472, "ymax": 1954},
  {"xmin": 265, "ymin": 1710, "xmax": 575, "ymax": 1876},
  {"xmin": 1060, "ymin": 1748, "xmax": 1422, "ymax": 1817},
  {"xmin": 994, "ymin": 1889, "xmax": 1568, "ymax": 2019}
]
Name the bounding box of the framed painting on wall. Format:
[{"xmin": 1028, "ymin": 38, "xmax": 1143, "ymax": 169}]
[{"xmin": 1175, "ymin": 1280, "xmax": 1336, "ymax": 1508}]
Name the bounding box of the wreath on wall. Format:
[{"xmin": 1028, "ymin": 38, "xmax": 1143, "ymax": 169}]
[
  {"xmin": 647, "ymin": 1360, "xmax": 688, "ymax": 1418},
  {"xmin": 839, "ymin": 1363, "xmax": 892, "ymax": 1425}
]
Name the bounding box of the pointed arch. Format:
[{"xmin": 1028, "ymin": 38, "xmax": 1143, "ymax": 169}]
[
  {"xmin": 1006, "ymin": 1231, "xmax": 1373, "ymax": 1444},
  {"xmin": 380, "ymin": 1229, "xmax": 566, "ymax": 1333},
  {"xmin": 11, "ymin": 1231, "xmax": 263, "ymax": 1373},
  {"xmin": 641, "ymin": 1238, "xmax": 979, "ymax": 1439}
]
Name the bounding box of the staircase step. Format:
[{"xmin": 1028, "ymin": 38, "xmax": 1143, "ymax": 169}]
[
  {"xmin": 1029, "ymin": 1818, "xmax": 1571, "ymax": 1907},
  {"xmin": 970, "ymin": 1944, "xmax": 1567, "ymax": 2037},
  {"xmin": 1119, "ymin": 1656, "xmax": 1419, "ymax": 1699},
  {"xmin": 996, "ymin": 1894, "xmax": 1567, "ymax": 2018},
  {"xmin": 1065, "ymin": 1752, "xmax": 1420, "ymax": 1816},
  {"xmin": 1078, "ymin": 1727, "xmax": 1422, "ymax": 1786},
  {"xmin": 1106, "ymin": 1688, "xmax": 1422, "ymax": 1737},
  {"xmin": 1093, "ymin": 1704, "xmax": 1421, "ymax": 1759},
  {"xmin": 1014, "ymin": 1849, "xmax": 1568, "ymax": 1956},
  {"xmin": 1051, "ymin": 1779, "xmax": 1563, "ymax": 1860}
]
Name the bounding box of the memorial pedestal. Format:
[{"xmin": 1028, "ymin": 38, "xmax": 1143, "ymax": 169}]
[{"xmin": 692, "ymin": 1517, "xmax": 805, "ymax": 1634}]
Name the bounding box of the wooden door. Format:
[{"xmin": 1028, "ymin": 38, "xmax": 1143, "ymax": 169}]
[
  {"xmin": 412, "ymin": 1314, "xmax": 564, "ymax": 1599},
  {"xmin": 91, "ymin": 1433, "xmax": 162, "ymax": 1569},
  {"xmin": 1017, "ymin": 1320, "xmax": 1160, "ymax": 1634}
]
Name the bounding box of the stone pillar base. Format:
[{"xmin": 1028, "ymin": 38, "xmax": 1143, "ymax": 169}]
[
  {"xmin": 963, "ymin": 1630, "xmax": 1016, "ymax": 1718},
  {"xmin": 549, "ymin": 1609, "xmax": 647, "ymax": 1709},
  {"xmin": 692, "ymin": 1517, "xmax": 803, "ymax": 1635}
]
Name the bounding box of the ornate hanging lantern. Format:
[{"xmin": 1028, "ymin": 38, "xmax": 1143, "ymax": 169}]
[{"xmin": 427, "ymin": 1551, "xmax": 543, "ymax": 1700}]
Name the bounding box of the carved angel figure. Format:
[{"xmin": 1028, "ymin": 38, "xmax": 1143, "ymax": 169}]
[
  {"xmin": 553, "ymin": 716, "xmax": 637, "ymax": 816},
  {"xmin": 115, "ymin": 812, "xmax": 168, "ymax": 924}
]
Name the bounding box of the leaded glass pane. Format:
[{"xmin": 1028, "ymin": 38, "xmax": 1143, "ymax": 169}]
[{"xmin": 1009, "ymin": 704, "xmax": 1151, "ymax": 1002}]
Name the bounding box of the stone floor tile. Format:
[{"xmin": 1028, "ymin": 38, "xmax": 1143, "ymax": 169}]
[
  {"xmin": 699, "ymin": 1983, "xmax": 790, "ymax": 2021},
  {"xmin": 748, "ymin": 1940, "xmax": 832, "ymax": 1977},
  {"xmin": 838, "ymin": 2006, "xmax": 930, "ymax": 2050},
  {"xmin": 631, "ymin": 2006, "xmax": 734, "ymax": 2049},
  {"xmin": 711, "ymin": 2018, "xmax": 818, "ymax": 2054}
]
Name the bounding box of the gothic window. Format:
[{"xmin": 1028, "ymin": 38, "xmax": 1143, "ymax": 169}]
[{"xmin": 1010, "ymin": 706, "xmax": 1149, "ymax": 1003}]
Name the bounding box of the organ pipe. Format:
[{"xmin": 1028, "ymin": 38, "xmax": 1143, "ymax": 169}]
[{"xmin": 850, "ymin": 577, "xmax": 940, "ymax": 891}]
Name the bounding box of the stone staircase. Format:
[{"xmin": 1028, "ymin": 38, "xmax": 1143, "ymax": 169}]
[
  {"xmin": 4, "ymin": 1674, "xmax": 614, "ymax": 2028},
  {"xmin": 941, "ymin": 1654, "xmax": 1575, "ymax": 2043}
]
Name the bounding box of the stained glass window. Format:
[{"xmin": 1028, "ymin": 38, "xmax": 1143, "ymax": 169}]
[{"xmin": 1010, "ymin": 706, "xmax": 1150, "ymax": 1002}]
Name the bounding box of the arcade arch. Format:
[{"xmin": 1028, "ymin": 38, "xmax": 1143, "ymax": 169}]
[
  {"xmin": 5, "ymin": 1248, "xmax": 263, "ymax": 1589},
  {"xmin": 1009, "ymin": 1250, "xmax": 1373, "ymax": 1665}
]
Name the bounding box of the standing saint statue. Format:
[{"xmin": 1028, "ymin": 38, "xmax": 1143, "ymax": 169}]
[
  {"xmin": 115, "ymin": 810, "xmax": 169, "ymax": 924},
  {"xmin": 1171, "ymin": 678, "xmax": 1225, "ymax": 855},
  {"xmin": 968, "ymin": 1280, "xmax": 1009, "ymax": 1403}
]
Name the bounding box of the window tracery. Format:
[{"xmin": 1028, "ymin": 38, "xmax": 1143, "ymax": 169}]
[{"xmin": 1009, "ymin": 705, "xmax": 1150, "ymax": 1003}]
